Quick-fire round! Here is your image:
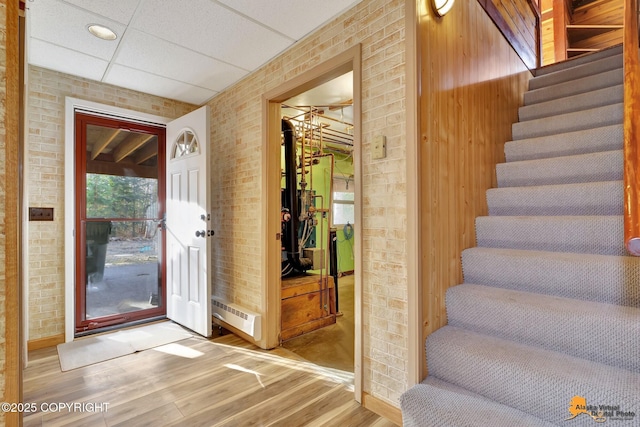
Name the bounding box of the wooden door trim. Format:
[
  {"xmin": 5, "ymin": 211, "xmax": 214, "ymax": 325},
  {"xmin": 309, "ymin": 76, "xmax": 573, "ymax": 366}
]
[{"xmin": 406, "ymin": 0, "xmax": 422, "ymax": 386}]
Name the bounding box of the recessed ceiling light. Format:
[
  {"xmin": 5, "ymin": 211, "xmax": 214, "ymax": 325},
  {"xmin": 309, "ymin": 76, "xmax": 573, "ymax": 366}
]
[{"xmin": 87, "ymin": 24, "xmax": 117, "ymax": 41}]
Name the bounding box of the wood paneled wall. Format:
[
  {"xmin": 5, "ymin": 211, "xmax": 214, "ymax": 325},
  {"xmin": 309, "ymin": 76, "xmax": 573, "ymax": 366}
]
[
  {"xmin": 418, "ymin": 0, "xmax": 532, "ymax": 375},
  {"xmin": 478, "ymin": 0, "xmax": 540, "ymax": 69},
  {"xmin": 542, "ymin": 0, "xmax": 623, "ymax": 65}
]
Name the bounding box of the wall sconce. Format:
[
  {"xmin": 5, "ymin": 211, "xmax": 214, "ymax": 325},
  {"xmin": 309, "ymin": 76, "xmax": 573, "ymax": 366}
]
[{"xmin": 431, "ymin": 0, "xmax": 455, "ymax": 16}]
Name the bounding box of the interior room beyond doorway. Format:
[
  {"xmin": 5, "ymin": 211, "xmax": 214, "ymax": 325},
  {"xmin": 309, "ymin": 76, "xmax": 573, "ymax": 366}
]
[{"xmin": 278, "ymin": 70, "xmax": 356, "ymax": 373}]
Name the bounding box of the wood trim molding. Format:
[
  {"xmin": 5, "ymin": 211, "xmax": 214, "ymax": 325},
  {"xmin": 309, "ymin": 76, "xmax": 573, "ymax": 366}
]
[
  {"xmin": 405, "ymin": 0, "xmax": 423, "ymax": 385},
  {"xmin": 27, "ymin": 334, "xmax": 65, "ymax": 351},
  {"xmin": 362, "ymin": 393, "xmax": 402, "ymax": 426},
  {"xmin": 623, "ymin": 0, "xmax": 640, "ymax": 254},
  {"xmin": 5, "ymin": 0, "xmax": 23, "ymax": 424},
  {"xmin": 553, "ymin": 0, "xmax": 569, "ymax": 62}
]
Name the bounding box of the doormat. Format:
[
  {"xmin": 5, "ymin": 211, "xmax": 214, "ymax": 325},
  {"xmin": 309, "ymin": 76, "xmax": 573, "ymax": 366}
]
[{"xmin": 57, "ymin": 321, "xmax": 192, "ymax": 371}]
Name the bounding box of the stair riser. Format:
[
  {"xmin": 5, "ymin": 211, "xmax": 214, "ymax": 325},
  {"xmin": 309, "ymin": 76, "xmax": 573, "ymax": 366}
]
[
  {"xmin": 513, "ymin": 103, "xmax": 622, "ymax": 140},
  {"xmin": 504, "ymin": 124, "xmax": 622, "ymax": 162},
  {"xmin": 446, "ymin": 284, "xmax": 640, "ymax": 371},
  {"xmin": 529, "ymin": 54, "xmax": 622, "ymax": 90},
  {"xmin": 426, "ymin": 327, "xmax": 640, "ymax": 426},
  {"xmin": 461, "ymin": 248, "xmax": 640, "ymax": 308},
  {"xmin": 487, "ymin": 181, "xmax": 623, "ymax": 216},
  {"xmin": 524, "ymin": 69, "xmax": 622, "ymax": 105},
  {"xmin": 518, "ymin": 85, "xmax": 623, "ymax": 122},
  {"xmin": 475, "ymin": 216, "xmax": 627, "ymax": 256},
  {"xmin": 497, "ymin": 150, "xmax": 622, "ymax": 188},
  {"xmin": 534, "ymin": 45, "xmax": 622, "ymax": 76}
]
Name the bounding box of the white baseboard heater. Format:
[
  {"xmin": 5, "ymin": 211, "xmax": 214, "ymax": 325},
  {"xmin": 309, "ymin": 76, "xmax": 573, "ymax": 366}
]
[{"xmin": 211, "ymin": 296, "xmax": 262, "ymax": 341}]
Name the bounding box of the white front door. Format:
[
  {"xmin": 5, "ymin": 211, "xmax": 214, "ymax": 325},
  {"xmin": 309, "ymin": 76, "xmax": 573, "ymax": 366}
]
[{"xmin": 166, "ymin": 106, "xmax": 212, "ymax": 337}]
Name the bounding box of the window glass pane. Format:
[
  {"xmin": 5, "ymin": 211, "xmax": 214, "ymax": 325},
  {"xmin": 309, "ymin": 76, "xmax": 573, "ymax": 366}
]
[
  {"xmin": 85, "ymin": 220, "xmax": 161, "ymax": 319},
  {"xmin": 172, "ymin": 129, "xmax": 199, "ymax": 159},
  {"xmin": 333, "ymin": 201, "xmax": 354, "ymax": 225},
  {"xmin": 86, "ymin": 174, "xmax": 158, "ymax": 219},
  {"xmin": 334, "ymin": 191, "xmax": 354, "ymax": 202}
]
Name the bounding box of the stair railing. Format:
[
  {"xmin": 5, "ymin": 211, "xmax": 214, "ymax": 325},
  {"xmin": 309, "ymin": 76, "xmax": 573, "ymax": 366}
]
[{"xmin": 623, "ymin": 0, "xmax": 640, "ymax": 255}]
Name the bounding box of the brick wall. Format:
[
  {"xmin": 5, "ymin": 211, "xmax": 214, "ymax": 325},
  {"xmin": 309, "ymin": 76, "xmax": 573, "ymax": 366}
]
[
  {"xmin": 206, "ymin": 0, "xmax": 408, "ymax": 404},
  {"xmin": 26, "ymin": 67, "xmax": 194, "ymax": 340}
]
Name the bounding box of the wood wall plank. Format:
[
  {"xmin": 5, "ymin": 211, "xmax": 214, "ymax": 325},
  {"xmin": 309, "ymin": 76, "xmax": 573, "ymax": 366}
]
[
  {"xmin": 479, "ymin": 0, "xmax": 540, "ymax": 69},
  {"xmin": 3, "ymin": 0, "xmax": 23, "ymax": 425},
  {"xmin": 418, "ymin": 0, "xmax": 531, "ymax": 375},
  {"xmin": 572, "ymin": 0, "xmax": 624, "ymax": 25}
]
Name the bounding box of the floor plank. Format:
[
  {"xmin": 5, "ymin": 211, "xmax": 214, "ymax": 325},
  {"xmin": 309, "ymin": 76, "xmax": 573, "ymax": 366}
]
[{"xmin": 24, "ymin": 330, "xmax": 397, "ymax": 426}]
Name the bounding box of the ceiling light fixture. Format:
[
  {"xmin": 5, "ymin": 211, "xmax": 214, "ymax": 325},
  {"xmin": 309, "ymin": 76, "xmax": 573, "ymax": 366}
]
[
  {"xmin": 87, "ymin": 24, "xmax": 117, "ymax": 41},
  {"xmin": 431, "ymin": 0, "xmax": 455, "ymax": 16}
]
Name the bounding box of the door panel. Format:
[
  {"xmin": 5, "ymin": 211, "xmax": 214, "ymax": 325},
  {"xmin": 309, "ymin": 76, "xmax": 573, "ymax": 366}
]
[{"xmin": 166, "ymin": 105, "xmax": 212, "ymax": 337}]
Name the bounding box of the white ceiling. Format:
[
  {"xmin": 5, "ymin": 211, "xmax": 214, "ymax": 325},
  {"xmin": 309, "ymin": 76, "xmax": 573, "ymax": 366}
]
[
  {"xmin": 283, "ymin": 71, "xmax": 353, "ymax": 124},
  {"xmin": 26, "ymin": 0, "xmax": 362, "ymax": 105}
]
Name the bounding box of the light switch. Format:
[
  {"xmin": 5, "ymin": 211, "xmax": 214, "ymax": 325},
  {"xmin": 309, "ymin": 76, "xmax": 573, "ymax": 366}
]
[
  {"xmin": 372, "ymin": 135, "xmax": 386, "ymax": 159},
  {"xmin": 29, "ymin": 207, "xmax": 54, "ymax": 221}
]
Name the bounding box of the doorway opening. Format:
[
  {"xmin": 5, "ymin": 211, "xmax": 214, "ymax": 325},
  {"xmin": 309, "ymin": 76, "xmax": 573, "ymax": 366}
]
[
  {"xmin": 262, "ymin": 44, "xmax": 362, "ymax": 399},
  {"xmin": 279, "ymin": 72, "xmax": 356, "ymax": 373},
  {"xmin": 74, "ymin": 112, "xmax": 166, "ymax": 335}
]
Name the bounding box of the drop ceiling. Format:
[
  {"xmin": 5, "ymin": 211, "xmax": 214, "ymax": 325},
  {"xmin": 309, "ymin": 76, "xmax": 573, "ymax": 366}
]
[{"xmin": 26, "ymin": 0, "xmax": 362, "ymax": 105}]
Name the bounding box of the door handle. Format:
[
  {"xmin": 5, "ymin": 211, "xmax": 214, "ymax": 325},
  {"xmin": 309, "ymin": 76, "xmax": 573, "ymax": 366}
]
[{"xmin": 195, "ymin": 230, "xmax": 206, "ymax": 238}]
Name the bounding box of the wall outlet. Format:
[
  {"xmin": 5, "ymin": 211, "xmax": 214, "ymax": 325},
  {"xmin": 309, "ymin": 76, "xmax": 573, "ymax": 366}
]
[
  {"xmin": 29, "ymin": 207, "xmax": 54, "ymax": 221},
  {"xmin": 372, "ymin": 134, "xmax": 386, "ymax": 159}
]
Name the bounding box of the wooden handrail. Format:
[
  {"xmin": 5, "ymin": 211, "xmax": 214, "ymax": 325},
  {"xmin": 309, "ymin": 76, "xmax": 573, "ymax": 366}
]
[{"xmin": 623, "ymin": 0, "xmax": 640, "ymax": 255}]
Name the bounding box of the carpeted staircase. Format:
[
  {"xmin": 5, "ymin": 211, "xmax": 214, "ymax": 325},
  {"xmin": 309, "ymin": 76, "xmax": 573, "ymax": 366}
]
[{"xmin": 401, "ymin": 45, "xmax": 640, "ymax": 426}]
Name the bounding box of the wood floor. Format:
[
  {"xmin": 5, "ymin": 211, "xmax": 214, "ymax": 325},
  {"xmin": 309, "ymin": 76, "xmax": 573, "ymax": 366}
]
[{"xmin": 23, "ymin": 332, "xmax": 397, "ymax": 426}]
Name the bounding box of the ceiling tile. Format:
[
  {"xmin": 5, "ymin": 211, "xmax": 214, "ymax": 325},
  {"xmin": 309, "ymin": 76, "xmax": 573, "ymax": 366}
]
[
  {"xmin": 28, "ymin": 39, "xmax": 109, "ymax": 81},
  {"xmin": 28, "ymin": 0, "xmax": 126, "ymax": 61},
  {"xmin": 217, "ymin": 0, "xmax": 363, "ymax": 40},
  {"xmin": 114, "ymin": 30, "xmax": 249, "ymax": 92},
  {"xmin": 59, "ymin": 0, "xmax": 142, "ymax": 25},
  {"xmin": 130, "ymin": 0, "xmax": 293, "ymax": 70},
  {"xmin": 104, "ymin": 64, "xmax": 216, "ymax": 105},
  {"xmin": 26, "ymin": 0, "xmax": 362, "ymax": 104}
]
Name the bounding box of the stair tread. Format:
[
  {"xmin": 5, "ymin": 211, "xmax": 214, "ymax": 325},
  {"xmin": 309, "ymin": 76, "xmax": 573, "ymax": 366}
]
[
  {"xmin": 529, "ymin": 53, "xmax": 622, "ymax": 90},
  {"xmin": 512, "ymin": 103, "xmax": 622, "ymax": 140},
  {"xmin": 518, "ymin": 84, "xmax": 623, "ymax": 122},
  {"xmin": 461, "ymin": 247, "xmax": 640, "ymax": 307},
  {"xmin": 401, "ymin": 379, "xmax": 557, "ymax": 427},
  {"xmin": 497, "ymin": 150, "xmax": 622, "ymax": 187},
  {"xmin": 426, "ymin": 326, "xmax": 640, "ymax": 425},
  {"xmin": 504, "ymin": 124, "xmax": 622, "ymax": 162},
  {"xmin": 487, "ymin": 180, "xmax": 623, "ymax": 216},
  {"xmin": 534, "ymin": 44, "xmax": 622, "ymax": 76},
  {"xmin": 524, "ymin": 68, "xmax": 622, "ymax": 105},
  {"xmin": 475, "ymin": 215, "xmax": 626, "ymax": 255},
  {"xmin": 447, "ymin": 283, "xmax": 640, "ymax": 371}
]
